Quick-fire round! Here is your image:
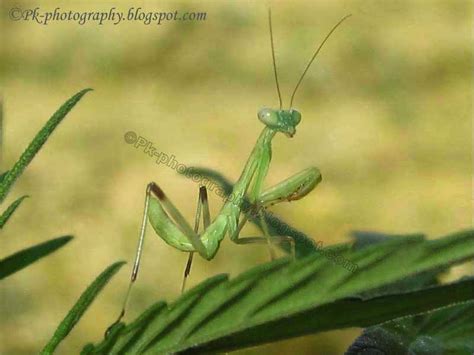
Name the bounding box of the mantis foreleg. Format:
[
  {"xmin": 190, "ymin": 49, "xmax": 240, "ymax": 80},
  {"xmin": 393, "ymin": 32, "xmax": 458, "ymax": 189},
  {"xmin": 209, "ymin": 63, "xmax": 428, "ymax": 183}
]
[
  {"xmin": 259, "ymin": 167, "xmax": 321, "ymax": 206},
  {"xmin": 230, "ymin": 166, "xmax": 321, "ymax": 258}
]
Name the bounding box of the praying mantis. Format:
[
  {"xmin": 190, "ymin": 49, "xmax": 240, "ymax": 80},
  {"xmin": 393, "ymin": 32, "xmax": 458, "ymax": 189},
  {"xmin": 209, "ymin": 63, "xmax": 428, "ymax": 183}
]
[{"xmin": 113, "ymin": 9, "xmax": 351, "ymax": 326}]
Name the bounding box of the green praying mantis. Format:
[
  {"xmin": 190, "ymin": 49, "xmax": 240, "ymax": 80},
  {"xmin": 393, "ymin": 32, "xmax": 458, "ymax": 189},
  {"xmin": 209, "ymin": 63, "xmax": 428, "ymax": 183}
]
[{"xmin": 112, "ymin": 9, "xmax": 351, "ymax": 326}]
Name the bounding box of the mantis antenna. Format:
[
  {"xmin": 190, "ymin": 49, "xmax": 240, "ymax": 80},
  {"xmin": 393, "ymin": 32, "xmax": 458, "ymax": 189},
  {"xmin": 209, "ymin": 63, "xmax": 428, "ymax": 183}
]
[
  {"xmin": 289, "ymin": 14, "xmax": 352, "ymax": 108},
  {"xmin": 268, "ymin": 8, "xmax": 283, "ymax": 109}
]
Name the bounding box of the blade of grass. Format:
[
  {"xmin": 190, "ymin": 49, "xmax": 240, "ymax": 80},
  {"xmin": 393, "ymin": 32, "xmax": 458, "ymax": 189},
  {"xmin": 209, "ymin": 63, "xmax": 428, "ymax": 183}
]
[
  {"xmin": 0, "ymin": 88, "xmax": 92, "ymax": 203},
  {"xmin": 0, "ymin": 195, "xmax": 29, "ymax": 229},
  {"xmin": 41, "ymin": 261, "xmax": 126, "ymax": 355},
  {"xmin": 0, "ymin": 235, "xmax": 73, "ymax": 280},
  {"xmin": 0, "ymin": 170, "xmax": 8, "ymax": 184}
]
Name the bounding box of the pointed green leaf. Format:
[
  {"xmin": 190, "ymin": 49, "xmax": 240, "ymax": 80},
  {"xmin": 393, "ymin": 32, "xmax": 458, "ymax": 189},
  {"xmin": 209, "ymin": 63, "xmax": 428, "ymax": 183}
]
[
  {"xmin": 350, "ymin": 230, "xmax": 455, "ymax": 290},
  {"xmin": 0, "ymin": 195, "xmax": 29, "ymax": 229},
  {"xmin": 0, "ymin": 235, "xmax": 73, "ymax": 280},
  {"xmin": 84, "ymin": 229, "xmax": 474, "ymax": 354},
  {"xmin": 0, "ymin": 88, "xmax": 92, "ymax": 204},
  {"xmin": 351, "ymin": 231, "xmax": 445, "ymax": 297},
  {"xmin": 182, "ymin": 167, "xmax": 319, "ymax": 257},
  {"xmin": 0, "ymin": 171, "xmax": 8, "ymax": 184},
  {"xmin": 41, "ymin": 261, "xmax": 126, "ymax": 355}
]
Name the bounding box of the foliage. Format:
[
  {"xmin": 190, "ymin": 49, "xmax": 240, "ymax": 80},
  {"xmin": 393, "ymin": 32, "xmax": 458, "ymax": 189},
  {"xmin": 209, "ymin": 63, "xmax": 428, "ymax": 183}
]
[
  {"xmin": 41, "ymin": 261, "xmax": 126, "ymax": 354},
  {"xmin": 0, "ymin": 89, "xmax": 91, "ymax": 280},
  {"xmin": 81, "ymin": 229, "xmax": 474, "ymax": 354}
]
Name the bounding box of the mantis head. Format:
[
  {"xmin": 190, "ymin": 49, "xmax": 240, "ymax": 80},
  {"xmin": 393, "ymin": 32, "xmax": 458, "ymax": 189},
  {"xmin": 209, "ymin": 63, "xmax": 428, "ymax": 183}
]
[
  {"xmin": 264, "ymin": 10, "xmax": 350, "ymax": 137},
  {"xmin": 258, "ymin": 108, "xmax": 301, "ymax": 137}
]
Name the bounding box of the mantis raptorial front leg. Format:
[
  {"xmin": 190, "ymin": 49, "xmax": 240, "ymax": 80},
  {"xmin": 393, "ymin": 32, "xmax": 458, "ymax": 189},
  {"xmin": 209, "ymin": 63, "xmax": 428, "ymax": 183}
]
[{"xmin": 230, "ymin": 167, "xmax": 322, "ymax": 259}]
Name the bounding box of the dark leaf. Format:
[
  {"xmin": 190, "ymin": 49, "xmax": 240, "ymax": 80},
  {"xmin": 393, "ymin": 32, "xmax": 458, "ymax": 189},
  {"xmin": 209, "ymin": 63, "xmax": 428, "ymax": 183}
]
[
  {"xmin": 346, "ymin": 298, "xmax": 474, "ymax": 355},
  {"xmin": 0, "ymin": 235, "xmax": 73, "ymax": 280}
]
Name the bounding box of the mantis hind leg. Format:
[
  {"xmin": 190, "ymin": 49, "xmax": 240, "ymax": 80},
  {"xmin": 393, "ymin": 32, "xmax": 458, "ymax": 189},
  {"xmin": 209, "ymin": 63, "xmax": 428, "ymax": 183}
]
[
  {"xmin": 181, "ymin": 186, "xmax": 211, "ymax": 293},
  {"xmin": 108, "ymin": 182, "xmax": 209, "ymax": 331}
]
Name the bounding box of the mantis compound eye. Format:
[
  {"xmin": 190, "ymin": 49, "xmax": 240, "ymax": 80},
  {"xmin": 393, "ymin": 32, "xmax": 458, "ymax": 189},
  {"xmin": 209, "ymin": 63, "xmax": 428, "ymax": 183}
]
[
  {"xmin": 290, "ymin": 109, "xmax": 301, "ymax": 125},
  {"xmin": 258, "ymin": 108, "xmax": 279, "ymax": 127}
]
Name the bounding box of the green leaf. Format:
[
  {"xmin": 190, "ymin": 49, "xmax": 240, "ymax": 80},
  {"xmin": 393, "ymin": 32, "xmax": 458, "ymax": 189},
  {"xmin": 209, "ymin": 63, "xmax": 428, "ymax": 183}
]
[
  {"xmin": 41, "ymin": 261, "xmax": 126, "ymax": 355},
  {"xmin": 183, "ymin": 167, "xmax": 319, "ymax": 258},
  {"xmin": 351, "ymin": 231, "xmax": 445, "ymax": 297},
  {"xmin": 0, "ymin": 235, "xmax": 73, "ymax": 280},
  {"xmin": 0, "ymin": 171, "xmax": 8, "ymax": 184},
  {"xmin": 346, "ymin": 299, "xmax": 474, "ymax": 354},
  {"xmin": 0, "ymin": 88, "xmax": 92, "ymax": 204},
  {"xmin": 0, "ymin": 195, "xmax": 29, "ymax": 229},
  {"xmin": 84, "ymin": 229, "xmax": 474, "ymax": 354},
  {"xmin": 198, "ymin": 279, "xmax": 474, "ymax": 354}
]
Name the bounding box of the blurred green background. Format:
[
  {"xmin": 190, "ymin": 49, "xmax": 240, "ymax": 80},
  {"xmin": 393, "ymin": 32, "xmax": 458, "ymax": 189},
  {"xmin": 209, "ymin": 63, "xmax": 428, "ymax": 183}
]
[{"xmin": 0, "ymin": 0, "xmax": 472, "ymax": 354}]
